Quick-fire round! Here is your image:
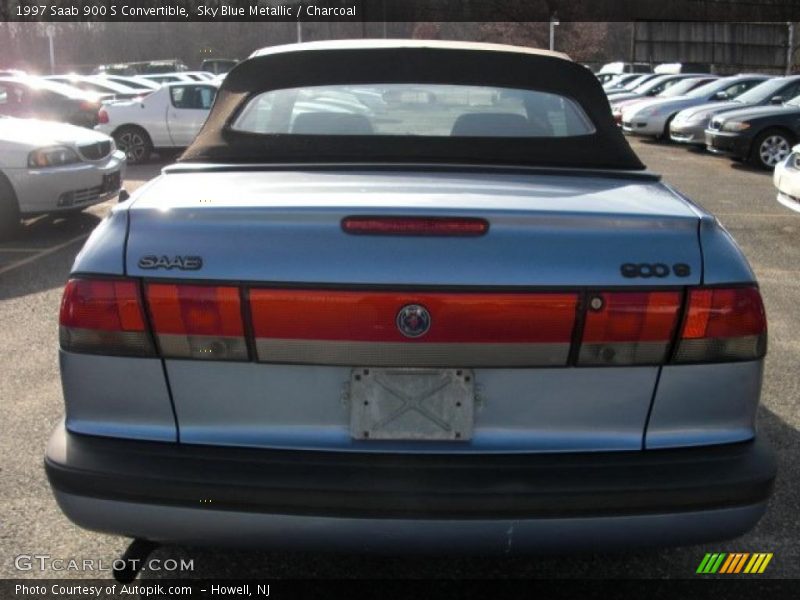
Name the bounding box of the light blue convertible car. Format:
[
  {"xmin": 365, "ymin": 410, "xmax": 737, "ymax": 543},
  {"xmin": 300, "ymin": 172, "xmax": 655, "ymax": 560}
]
[{"xmin": 46, "ymin": 40, "xmax": 774, "ymax": 567}]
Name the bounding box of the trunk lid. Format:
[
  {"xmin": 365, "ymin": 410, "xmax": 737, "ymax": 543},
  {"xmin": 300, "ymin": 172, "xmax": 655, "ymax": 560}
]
[{"xmin": 126, "ymin": 169, "xmax": 701, "ymax": 286}]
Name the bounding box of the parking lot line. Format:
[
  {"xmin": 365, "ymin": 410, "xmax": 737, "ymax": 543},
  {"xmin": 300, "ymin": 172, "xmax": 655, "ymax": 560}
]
[
  {"xmin": 0, "ymin": 248, "xmax": 40, "ymax": 253},
  {"xmin": 0, "ymin": 233, "xmax": 89, "ymax": 277}
]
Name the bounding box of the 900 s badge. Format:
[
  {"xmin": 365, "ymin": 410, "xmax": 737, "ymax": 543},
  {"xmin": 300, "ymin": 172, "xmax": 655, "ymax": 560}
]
[
  {"xmin": 620, "ymin": 263, "xmax": 691, "ymax": 279},
  {"xmin": 138, "ymin": 255, "xmax": 203, "ymax": 270}
]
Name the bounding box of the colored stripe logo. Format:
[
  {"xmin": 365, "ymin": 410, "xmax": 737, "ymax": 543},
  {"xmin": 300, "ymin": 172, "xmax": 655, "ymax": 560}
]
[{"xmin": 697, "ymin": 553, "xmax": 773, "ymax": 574}]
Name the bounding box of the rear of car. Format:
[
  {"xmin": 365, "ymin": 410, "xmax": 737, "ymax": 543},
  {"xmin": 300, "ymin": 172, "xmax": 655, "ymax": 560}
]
[{"xmin": 45, "ymin": 40, "xmax": 775, "ymax": 552}]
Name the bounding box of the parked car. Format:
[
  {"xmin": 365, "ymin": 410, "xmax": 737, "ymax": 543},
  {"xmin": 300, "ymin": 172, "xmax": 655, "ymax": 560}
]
[
  {"xmin": 96, "ymin": 74, "xmax": 162, "ymax": 93},
  {"xmin": 0, "ymin": 77, "xmax": 101, "ymax": 128},
  {"xmin": 611, "ymin": 76, "xmax": 718, "ymax": 124},
  {"xmin": 45, "ymin": 40, "xmax": 774, "ymax": 560},
  {"xmin": 671, "ymin": 75, "xmax": 800, "ymax": 146},
  {"xmin": 597, "ymin": 61, "xmax": 651, "ymax": 78},
  {"xmin": 621, "ymin": 75, "xmax": 768, "ymax": 140},
  {"xmin": 0, "ymin": 116, "xmax": 125, "ymax": 238},
  {"xmin": 200, "ymin": 58, "xmax": 239, "ymax": 75},
  {"xmin": 705, "ymin": 95, "xmax": 800, "ymax": 169},
  {"xmin": 602, "ymin": 73, "xmax": 643, "ymax": 91},
  {"xmin": 95, "ymin": 60, "xmax": 189, "ymax": 76},
  {"xmin": 604, "ymin": 73, "xmax": 660, "ymax": 94},
  {"xmin": 773, "ymin": 144, "xmax": 800, "ymax": 212},
  {"xmin": 96, "ymin": 81, "xmax": 218, "ymax": 164},
  {"xmin": 607, "ymin": 73, "xmax": 707, "ymax": 103},
  {"xmin": 46, "ymin": 75, "xmax": 148, "ymax": 101}
]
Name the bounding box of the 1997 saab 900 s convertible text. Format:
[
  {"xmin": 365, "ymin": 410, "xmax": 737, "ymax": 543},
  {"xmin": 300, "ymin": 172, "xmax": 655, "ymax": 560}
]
[{"xmin": 46, "ymin": 40, "xmax": 775, "ymax": 557}]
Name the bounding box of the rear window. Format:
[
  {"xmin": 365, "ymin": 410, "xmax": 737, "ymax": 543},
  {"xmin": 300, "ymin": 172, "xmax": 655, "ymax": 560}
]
[{"xmin": 231, "ymin": 84, "xmax": 596, "ymax": 138}]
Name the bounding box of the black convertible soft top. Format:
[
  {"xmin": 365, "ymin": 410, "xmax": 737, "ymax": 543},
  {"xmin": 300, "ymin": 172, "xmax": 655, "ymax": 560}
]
[{"xmin": 180, "ymin": 40, "xmax": 645, "ymax": 171}]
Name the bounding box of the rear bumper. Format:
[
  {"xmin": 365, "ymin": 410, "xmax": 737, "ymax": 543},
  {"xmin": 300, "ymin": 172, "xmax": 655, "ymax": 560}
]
[{"xmin": 45, "ymin": 423, "xmax": 776, "ymax": 550}]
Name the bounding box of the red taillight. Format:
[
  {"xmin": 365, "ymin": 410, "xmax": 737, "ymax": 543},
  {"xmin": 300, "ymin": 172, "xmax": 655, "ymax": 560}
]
[
  {"xmin": 145, "ymin": 284, "xmax": 247, "ymax": 361},
  {"xmin": 578, "ymin": 291, "xmax": 682, "ymax": 365},
  {"xmin": 97, "ymin": 108, "xmax": 109, "ymax": 124},
  {"xmin": 249, "ymin": 289, "xmax": 577, "ymax": 366},
  {"xmin": 673, "ymin": 287, "xmax": 767, "ymax": 363},
  {"xmin": 342, "ymin": 217, "xmax": 489, "ymax": 237},
  {"xmin": 59, "ymin": 278, "xmax": 153, "ymax": 356},
  {"xmin": 59, "ymin": 278, "xmax": 766, "ymax": 367}
]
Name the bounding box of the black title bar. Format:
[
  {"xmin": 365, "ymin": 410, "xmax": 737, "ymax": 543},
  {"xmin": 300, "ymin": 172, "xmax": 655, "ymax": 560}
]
[{"xmin": 3, "ymin": 0, "xmax": 800, "ymax": 22}]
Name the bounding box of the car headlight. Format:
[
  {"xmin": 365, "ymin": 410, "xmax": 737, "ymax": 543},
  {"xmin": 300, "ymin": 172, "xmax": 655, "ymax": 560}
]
[
  {"xmin": 721, "ymin": 121, "xmax": 751, "ymax": 132},
  {"xmin": 28, "ymin": 146, "xmax": 81, "ymax": 168}
]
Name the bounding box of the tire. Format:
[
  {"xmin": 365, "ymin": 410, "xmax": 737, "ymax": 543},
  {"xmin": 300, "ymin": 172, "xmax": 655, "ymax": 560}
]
[
  {"xmin": 658, "ymin": 114, "xmax": 676, "ymax": 142},
  {"xmin": 749, "ymin": 129, "xmax": 794, "ymax": 170},
  {"xmin": 0, "ymin": 173, "xmax": 21, "ymax": 241},
  {"xmin": 114, "ymin": 126, "xmax": 153, "ymax": 165}
]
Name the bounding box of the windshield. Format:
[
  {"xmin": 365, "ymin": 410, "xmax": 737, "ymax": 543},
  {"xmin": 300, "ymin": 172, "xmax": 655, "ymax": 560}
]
[
  {"xmin": 623, "ymin": 74, "xmax": 652, "ymax": 90},
  {"xmin": 658, "ymin": 78, "xmax": 709, "ymax": 98},
  {"xmin": 734, "ymin": 78, "xmax": 786, "ymax": 104},
  {"xmin": 684, "ymin": 79, "xmax": 730, "ymax": 99},
  {"xmin": 632, "ymin": 76, "xmax": 672, "ymax": 94},
  {"xmin": 785, "ymin": 94, "xmax": 800, "ymax": 108},
  {"xmin": 232, "ymin": 83, "xmax": 596, "ymax": 138}
]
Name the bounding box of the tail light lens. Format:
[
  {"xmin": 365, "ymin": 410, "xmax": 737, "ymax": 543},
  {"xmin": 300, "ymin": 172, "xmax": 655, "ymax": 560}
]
[
  {"xmin": 249, "ymin": 289, "xmax": 577, "ymax": 366},
  {"xmin": 673, "ymin": 286, "xmax": 767, "ymax": 363},
  {"xmin": 578, "ymin": 291, "xmax": 682, "ymax": 366},
  {"xmin": 59, "ymin": 278, "xmax": 766, "ymax": 367},
  {"xmin": 59, "ymin": 279, "xmax": 154, "ymax": 356},
  {"xmin": 145, "ymin": 284, "xmax": 248, "ymax": 361},
  {"xmin": 97, "ymin": 108, "xmax": 109, "ymax": 124}
]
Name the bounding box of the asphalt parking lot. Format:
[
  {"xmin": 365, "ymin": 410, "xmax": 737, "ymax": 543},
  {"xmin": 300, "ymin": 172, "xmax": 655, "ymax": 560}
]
[{"xmin": 1, "ymin": 139, "xmax": 798, "ymax": 580}]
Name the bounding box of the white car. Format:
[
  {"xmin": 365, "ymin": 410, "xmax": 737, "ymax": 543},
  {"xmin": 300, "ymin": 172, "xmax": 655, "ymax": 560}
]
[
  {"xmin": 96, "ymin": 81, "xmax": 218, "ymax": 164},
  {"xmin": 0, "ymin": 116, "xmax": 125, "ymax": 239},
  {"xmin": 774, "ymin": 144, "xmax": 800, "ymax": 213}
]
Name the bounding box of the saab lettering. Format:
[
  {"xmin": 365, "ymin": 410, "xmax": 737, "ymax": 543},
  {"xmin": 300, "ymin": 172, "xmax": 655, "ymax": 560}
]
[{"xmin": 138, "ymin": 256, "xmax": 203, "ymax": 271}]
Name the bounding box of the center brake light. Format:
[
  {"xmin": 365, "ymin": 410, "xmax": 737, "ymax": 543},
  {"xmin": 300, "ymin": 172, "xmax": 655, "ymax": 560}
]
[
  {"xmin": 342, "ymin": 216, "xmax": 489, "ymax": 237},
  {"xmin": 59, "ymin": 279, "xmax": 767, "ymax": 367}
]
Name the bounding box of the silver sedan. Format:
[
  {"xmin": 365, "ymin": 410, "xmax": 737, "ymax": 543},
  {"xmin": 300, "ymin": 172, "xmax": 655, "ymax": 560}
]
[{"xmin": 0, "ymin": 116, "xmax": 125, "ymax": 239}]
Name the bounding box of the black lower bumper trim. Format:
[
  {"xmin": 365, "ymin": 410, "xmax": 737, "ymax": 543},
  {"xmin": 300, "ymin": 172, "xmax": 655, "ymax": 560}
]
[{"xmin": 45, "ymin": 423, "xmax": 776, "ymax": 520}]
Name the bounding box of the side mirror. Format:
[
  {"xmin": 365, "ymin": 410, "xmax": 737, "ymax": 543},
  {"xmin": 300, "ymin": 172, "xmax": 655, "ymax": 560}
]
[
  {"xmin": 770, "ymin": 96, "xmax": 784, "ymax": 105},
  {"xmin": 118, "ymin": 189, "xmax": 130, "ymax": 203}
]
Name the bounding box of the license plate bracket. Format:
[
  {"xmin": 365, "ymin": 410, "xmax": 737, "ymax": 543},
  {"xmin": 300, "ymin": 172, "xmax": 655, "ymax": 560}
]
[{"xmin": 349, "ymin": 368, "xmax": 475, "ymax": 441}]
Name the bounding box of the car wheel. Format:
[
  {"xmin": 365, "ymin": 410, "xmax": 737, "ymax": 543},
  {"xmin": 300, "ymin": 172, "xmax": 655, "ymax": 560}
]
[
  {"xmin": 658, "ymin": 115, "xmax": 676, "ymax": 142},
  {"xmin": 0, "ymin": 173, "xmax": 21, "ymax": 241},
  {"xmin": 114, "ymin": 126, "xmax": 152, "ymax": 165},
  {"xmin": 750, "ymin": 129, "xmax": 794, "ymax": 170}
]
